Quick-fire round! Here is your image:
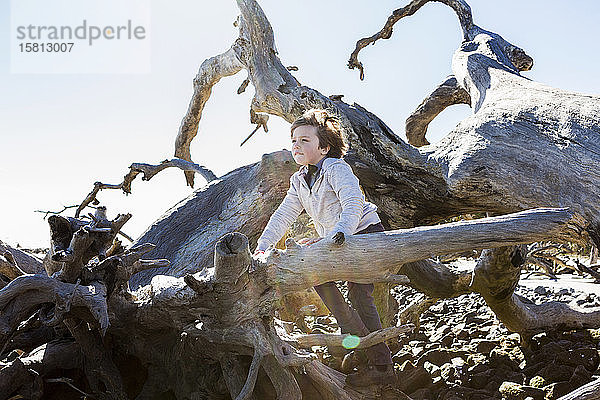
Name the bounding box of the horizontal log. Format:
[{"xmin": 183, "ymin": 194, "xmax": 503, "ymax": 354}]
[{"xmin": 264, "ymin": 208, "xmax": 578, "ymax": 294}]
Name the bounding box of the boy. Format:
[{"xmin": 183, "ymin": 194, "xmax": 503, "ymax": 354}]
[{"xmin": 255, "ymin": 109, "xmax": 394, "ymax": 387}]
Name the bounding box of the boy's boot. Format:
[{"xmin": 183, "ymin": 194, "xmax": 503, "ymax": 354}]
[{"xmin": 345, "ymin": 364, "xmax": 396, "ymax": 387}]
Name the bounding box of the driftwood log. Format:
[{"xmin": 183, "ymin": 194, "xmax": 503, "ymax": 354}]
[{"xmin": 2, "ymin": 0, "xmax": 600, "ymax": 399}]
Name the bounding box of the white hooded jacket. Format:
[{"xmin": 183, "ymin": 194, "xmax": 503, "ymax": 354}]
[{"xmin": 256, "ymin": 157, "xmax": 380, "ymax": 251}]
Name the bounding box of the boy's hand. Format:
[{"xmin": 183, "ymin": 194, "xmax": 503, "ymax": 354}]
[{"xmin": 297, "ymin": 237, "xmax": 322, "ymax": 246}]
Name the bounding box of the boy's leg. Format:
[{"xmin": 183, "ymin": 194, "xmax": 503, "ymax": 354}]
[
  {"xmin": 350, "ymin": 221, "xmax": 393, "ymax": 366},
  {"xmin": 314, "ymin": 282, "xmax": 391, "ymax": 368},
  {"xmin": 314, "ymin": 282, "xmax": 370, "ymax": 337},
  {"xmin": 347, "ymin": 282, "xmax": 393, "ymax": 366}
]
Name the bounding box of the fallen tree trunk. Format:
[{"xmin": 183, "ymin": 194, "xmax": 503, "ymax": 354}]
[
  {"xmin": 260, "ymin": 208, "xmax": 579, "ymax": 293},
  {"xmin": 2, "ymin": 206, "xmax": 578, "ymax": 399}
]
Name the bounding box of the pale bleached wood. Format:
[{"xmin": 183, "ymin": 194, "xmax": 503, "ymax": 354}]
[
  {"xmin": 295, "ymin": 324, "xmax": 414, "ymax": 349},
  {"xmin": 262, "ymin": 208, "xmax": 578, "ymax": 295},
  {"xmin": 405, "ymin": 76, "xmax": 471, "ymax": 147},
  {"xmin": 174, "ymin": 46, "xmax": 244, "ymax": 187},
  {"xmin": 0, "ymin": 275, "xmax": 110, "ymax": 341}
]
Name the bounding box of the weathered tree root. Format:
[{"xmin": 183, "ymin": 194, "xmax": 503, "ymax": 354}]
[
  {"xmin": 473, "ymin": 246, "xmax": 600, "ymax": 341},
  {"xmin": 0, "ymin": 339, "xmax": 83, "ymax": 400},
  {"xmin": 0, "ymin": 208, "xmax": 169, "ymax": 399},
  {"xmin": 44, "ymin": 211, "xmax": 132, "ymax": 279},
  {"xmin": 0, "ymin": 275, "xmax": 110, "ymax": 346}
]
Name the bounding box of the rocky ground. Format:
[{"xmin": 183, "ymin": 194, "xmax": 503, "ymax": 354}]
[{"xmin": 300, "ymin": 273, "xmax": 600, "ymax": 400}]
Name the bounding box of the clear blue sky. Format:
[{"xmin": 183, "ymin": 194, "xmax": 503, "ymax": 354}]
[{"xmin": 1, "ymin": 0, "xmax": 599, "ymax": 248}]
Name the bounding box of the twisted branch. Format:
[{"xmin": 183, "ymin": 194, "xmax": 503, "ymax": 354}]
[
  {"xmin": 348, "ymin": 0, "xmax": 473, "ymax": 79},
  {"xmin": 76, "ymin": 158, "xmax": 217, "ymax": 218}
]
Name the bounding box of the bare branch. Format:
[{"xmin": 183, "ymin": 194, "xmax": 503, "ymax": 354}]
[
  {"xmin": 128, "ymin": 159, "xmax": 217, "ymax": 187},
  {"xmin": 234, "ymin": 348, "xmax": 264, "ymax": 400},
  {"xmin": 294, "ymin": 324, "xmax": 414, "ymax": 349},
  {"xmin": 405, "ymin": 76, "xmax": 471, "ymax": 147},
  {"xmin": 348, "ymin": 0, "xmax": 473, "ymax": 79},
  {"xmin": 35, "ymin": 205, "xmax": 81, "ymax": 219},
  {"xmin": 75, "ymin": 158, "xmax": 217, "ymax": 218},
  {"xmin": 264, "ymin": 208, "xmax": 582, "ymax": 295},
  {"xmin": 241, "ymin": 109, "xmax": 269, "ymax": 147},
  {"xmin": 175, "ymin": 47, "xmax": 245, "ymax": 187},
  {"xmin": 45, "ymin": 378, "xmax": 95, "ymax": 398}
]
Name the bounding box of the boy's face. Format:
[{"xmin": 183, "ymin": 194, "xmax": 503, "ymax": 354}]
[{"xmin": 291, "ymin": 125, "xmax": 329, "ymax": 166}]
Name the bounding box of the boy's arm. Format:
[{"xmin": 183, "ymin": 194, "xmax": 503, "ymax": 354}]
[
  {"xmin": 256, "ymin": 180, "xmax": 304, "ymax": 252},
  {"xmin": 328, "ymin": 163, "xmax": 365, "ymax": 237}
]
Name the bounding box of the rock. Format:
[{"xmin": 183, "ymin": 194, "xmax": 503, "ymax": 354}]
[
  {"xmin": 543, "ymin": 381, "xmax": 576, "ymax": 399},
  {"xmin": 456, "ymin": 328, "xmax": 470, "ymax": 340},
  {"xmin": 556, "ymin": 347, "xmax": 600, "ymax": 371},
  {"xmin": 466, "ymin": 314, "xmax": 489, "ymax": 326},
  {"xmin": 498, "ymin": 381, "xmax": 546, "ymax": 400},
  {"xmin": 398, "ymin": 362, "xmax": 433, "ymax": 394},
  {"xmin": 472, "ymin": 339, "xmax": 498, "ymax": 354},
  {"xmin": 467, "ymin": 353, "xmax": 488, "ymax": 368},
  {"xmin": 430, "ymin": 325, "xmax": 452, "ymax": 343},
  {"xmin": 537, "ymin": 362, "xmax": 574, "ymax": 383},
  {"xmin": 467, "ymin": 370, "xmax": 492, "ymax": 390},
  {"xmin": 528, "ymin": 375, "xmax": 546, "ymax": 388},
  {"xmin": 440, "ymin": 386, "xmax": 493, "ymax": 400},
  {"xmin": 430, "ymin": 302, "xmax": 449, "ymax": 314},
  {"xmin": 490, "ymin": 348, "xmax": 520, "ymax": 371},
  {"xmin": 451, "ymin": 356, "xmax": 466, "ymax": 369},
  {"xmin": 569, "ymin": 364, "xmax": 592, "ymax": 387},
  {"xmin": 315, "ymin": 316, "xmax": 335, "ymax": 325},
  {"xmin": 417, "ymin": 349, "xmax": 453, "ymax": 367},
  {"xmin": 392, "ymin": 350, "xmax": 413, "ymax": 366},
  {"xmin": 533, "ymin": 286, "xmax": 547, "ymax": 295},
  {"xmin": 423, "ymin": 361, "xmax": 440, "ymax": 377},
  {"xmin": 484, "ymin": 380, "xmax": 502, "ymax": 394},
  {"xmin": 440, "ymin": 362, "xmax": 456, "ymax": 382},
  {"xmin": 409, "ymin": 388, "xmax": 432, "ymax": 400},
  {"xmin": 412, "ymin": 346, "xmax": 425, "ymax": 358},
  {"xmin": 440, "ymin": 333, "xmax": 455, "ymax": 347}
]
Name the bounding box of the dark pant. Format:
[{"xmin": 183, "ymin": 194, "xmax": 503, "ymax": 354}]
[{"xmin": 314, "ymin": 222, "xmax": 393, "ymax": 366}]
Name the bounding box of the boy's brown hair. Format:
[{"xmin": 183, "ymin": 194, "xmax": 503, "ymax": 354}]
[{"xmin": 290, "ymin": 109, "xmax": 348, "ymax": 158}]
